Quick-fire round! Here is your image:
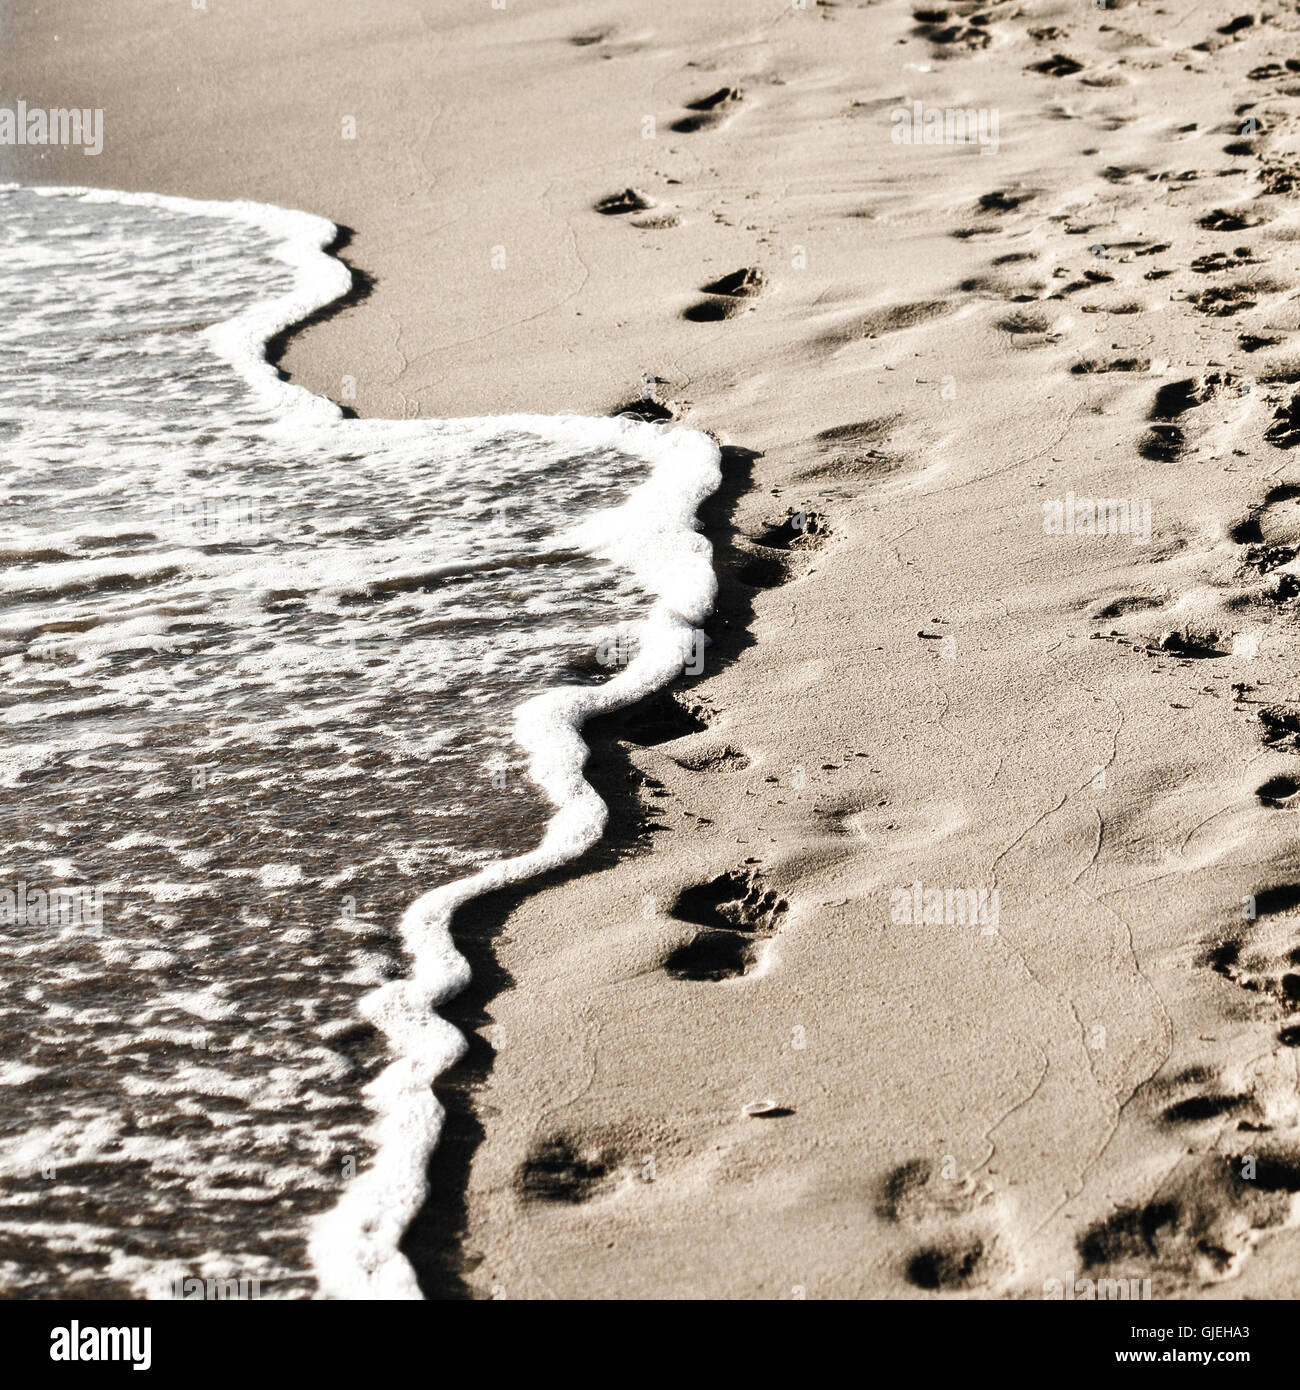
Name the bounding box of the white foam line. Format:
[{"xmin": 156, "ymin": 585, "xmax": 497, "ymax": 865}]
[
  {"xmin": 8, "ymin": 182, "xmax": 348, "ymax": 428},
  {"xmin": 11, "ymin": 184, "xmax": 721, "ymax": 1299},
  {"xmin": 311, "ymin": 427, "xmax": 718, "ymax": 1299}
]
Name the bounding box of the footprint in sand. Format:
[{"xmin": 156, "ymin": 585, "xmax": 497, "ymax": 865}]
[
  {"xmin": 1086, "ymin": 860, "xmax": 1300, "ymax": 1293},
  {"xmin": 733, "ymin": 548, "xmax": 792, "ymax": 589},
  {"xmin": 516, "ymin": 1128, "xmax": 637, "ymax": 1205},
  {"xmin": 1160, "ymin": 1067, "xmax": 1250, "ymax": 1125},
  {"xmin": 1205, "ymin": 884, "xmax": 1300, "ymax": 1015},
  {"xmin": 670, "ymin": 86, "xmax": 743, "ymax": 135},
  {"xmin": 878, "ymin": 1158, "xmax": 1012, "ymax": 1293},
  {"xmin": 594, "ymin": 185, "xmax": 680, "ymax": 234},
  {"xmin": 1231, "ymin": 484, "xmax": 1300, "ymax": 582},
  {"xmin": 683, "ymin": 266, "xmax": 767, "ymax": 322},
  {"xmin": 612, "ymin": 381, "xmax": 677, "ymax": 421},
  {"xmin": 1258, "ymin": 165, "xmax": 1300, "ymax": 196},
  {"xmin": 1265, "ymin": 392, "xmax": 1300, "ymax": 448},
  {"xmin": 1071, "ymin": 355, "xmax": 1153, "ymax": 374},
  {"xmin": 977, "ymin": 188, "xmax": 1037, "ymax": 215},
  {"xmin": 818, "ymin": 299, "xmax": 953, "ymax": 350},
  {"xmin": 566, "ymin": 27, "xmax": 651, "ymax": 59},
  {"xmin": 1080, "ymin": 1139, "xmax": 1300, "ymax": 1288},
  {"xmin": 661, "ymin": 868, "xmax": 788, "ymax": 981},
  {"xmin": 960, "ymin": 263, "xmax": 1052, "ymax": 302},
  {"xmin": 795, "ymin": 415, "xmax": 905, "ymax": 484},
  {"xmin": 878, "ymin": 1157, "xmax": 984, "ymax": 1225},
  {"xmin": 911, "ymin": 8, "xmax": 994, "ymax": 56},
  {"xmin": 702, "ymin": 266, "xmax": 766, "ymax": 298},
  {"xmin": 1256, "ymin": 705, "xmax": 1300, "ymax": 754},
  {"xmin": 1091, "ymin": 592, "xmax": 1168, "ymax": 620},
  {"xmin": 732, "ymin": 502, "xmax": 828, "ymax": 588},
  {"xmin": 1076, "ymin": 1187, "xmax": 1221, "ymax": 1286},
  {"xmin": 607, "ymin": 689, "xmax": 715, "ymax": 747},
  {"xmin": 1200, "ymin": 206, "xmax": 1270, "ymax": 232},
  {"xmin": 753, "ymin": 505, "xmax": 829, "ymax": 551},
  {"xmin": 1203, "ymin": 885, "xmax": 1300, "ymax": 1082},
  {"xmin": 630, "ymin": 212, "xmax": 682, "ymax": 230},
  {"xmin": 1138, "ymin": 371, "xmax": 1252, "ymax": 462},
  {"xmin": 1057, "ymin": 263, "xmax": 1117, "ymax": 295},
  {"xmin": 673, "ymin": 744, "xmax": 751, "ymax": 775},
  {"xmin": 595, "ymin": 188, "xmax": 657, "ymax": 216},
  {"xmin": 1248, "ymin": 62, "xmax": 1300, "ymax": 83},
  {"xmin": 1191, "ymin": 246, "xmax": 1262, "ymax": 273},
  {"xmin": 995, "ymin": 307, "xmax": 1069, "ymax": 345},
  {"xmin": 1026, "ymin": 53, "xmax": 1085, "ymax": 78},
  {"xmin": 1188, "ymin": 284, "xmax": 1261, "ymax": 317}
]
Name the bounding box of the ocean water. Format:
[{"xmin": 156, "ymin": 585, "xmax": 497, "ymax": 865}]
[{"xmin": 0, "ymin": 185, "xmax": 719, "ymax": 1298}]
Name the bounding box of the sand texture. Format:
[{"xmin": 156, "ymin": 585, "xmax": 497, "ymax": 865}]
[{"xmin": 11, "ymin": 0, "xmax": 1300, "ymax": 1298}]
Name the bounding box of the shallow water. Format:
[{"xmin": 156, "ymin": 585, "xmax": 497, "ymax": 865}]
[{"xmin": 0, "ymin": 185, "xmax": 718, "ymax": 1297}]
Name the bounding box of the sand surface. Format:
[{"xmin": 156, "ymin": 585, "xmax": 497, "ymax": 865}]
[{"xmin": 12, "ymin": 0, "xmax": 1300, "ymax": 1298}]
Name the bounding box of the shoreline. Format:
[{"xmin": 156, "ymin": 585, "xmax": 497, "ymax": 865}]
[{"xmin": 11, "ymin": 0, "xmax": 1300, "ymax": 1298}]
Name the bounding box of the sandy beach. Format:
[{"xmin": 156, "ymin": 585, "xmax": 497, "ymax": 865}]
[{"xmin": 10, "ymin": 0, "xmax": 1300, "ymax": 1300}]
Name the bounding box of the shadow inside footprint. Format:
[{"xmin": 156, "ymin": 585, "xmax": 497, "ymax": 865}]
[
  {"xmin": 978, "ymin": 190, "xmax": 1035, "ymax": 214},
  {"xmin": 596, "ymin": 188, "xmax": 655, "ymax": 215},
  {"xmin": 613, "ymin": 395, "xmax": 676, "ymax": 423},
  {"xmin": 1249, "ymin": 883, "xmax": 1300, "ymax": 916},
  {"xmin": 1257, "ymin": 775, "xmax": 1300, "ymax": 808},
  {"xmin": 1027, "ymin": 54, "xmax": 1084, "ymax": 76},
  {"xmin": 518, "ymin": 1132, "xmax": 622, "ymax": 1204},
  {"xmin": 1163, "ymin": 1093, "xmax": 1247, "ymax": 1123},
  {"xmin": 905, "ymin": 1237, "xmax": 988, "ymax": 1291},
  {"xmin": 1151, "ymin": 378, "xmax": 1202, "ymax": 420},
  {"xmin": 1243, "ymin": 1154, "xmax": 1300, "ymax": 1193},
  {"xmin": 1139, "ymin": 425, "xmax": 1185, "ymax": 461},
  {"xmin": 1093, "ymin": 593, "xmax": 1165, "ymax": 618},
  {"xmin": 663, "ymin": 929, "xmax": 758, "ymax": 981},
  {"xmin": 672, "ymin": 871, "xmax": 785, "ymax": 931},
  {"xmin": 1151, "ymin": 630, "xmax": 1227, "ymax": 659},
  {"xmin": 683, "ymin": 297, "xmax": 746, "ymax": 322},
  {"xmin": 734, "ymin": 551, "xmax": 790, "ymax": 588},
  {"xmin": 1072, "ymin": 357, "xmax": 1151, "ymax": 374},
  {"xmin": 615, "ymin": 690, "xmax": 712, "ymax": 747},
  {"xmin": 1078, "ymin": 1200, "xmax": 1180, "ymax": 1267}
]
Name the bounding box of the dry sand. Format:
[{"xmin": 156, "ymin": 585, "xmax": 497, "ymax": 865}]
[{"xmin": 12, "ymin": 0, "xmax": 1300, "ymax": 1298}]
